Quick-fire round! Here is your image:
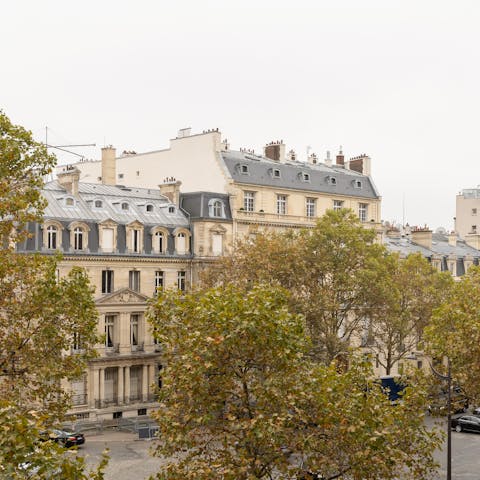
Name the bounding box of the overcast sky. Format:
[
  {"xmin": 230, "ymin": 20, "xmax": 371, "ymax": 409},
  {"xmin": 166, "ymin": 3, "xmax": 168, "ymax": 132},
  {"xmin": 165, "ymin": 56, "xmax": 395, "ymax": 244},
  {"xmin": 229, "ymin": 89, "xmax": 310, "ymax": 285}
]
[{"xmin": 2, "ymin": 0, "xmax": 479, "ymax": 229}]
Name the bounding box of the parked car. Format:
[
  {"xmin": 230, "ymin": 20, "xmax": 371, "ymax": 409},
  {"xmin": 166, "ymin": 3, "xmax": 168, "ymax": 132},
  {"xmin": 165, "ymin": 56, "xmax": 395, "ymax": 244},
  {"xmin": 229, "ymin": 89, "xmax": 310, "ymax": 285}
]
[
  {"xmin": 41, "ymin": 429, "xmax": 85, "ymax": 448},
  {"xmin": 428, "ymin": 386, "xmax": 469, "ymax": 416},
  {"xmin": 451, "ymin": 415, "xmax": 480, "ymax": 433}
]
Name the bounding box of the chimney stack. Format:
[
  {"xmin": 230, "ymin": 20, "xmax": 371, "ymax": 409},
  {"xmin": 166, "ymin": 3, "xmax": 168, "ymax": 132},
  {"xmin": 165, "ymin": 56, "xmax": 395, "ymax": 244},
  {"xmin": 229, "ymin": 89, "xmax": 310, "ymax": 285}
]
[
  {"xmin": 410, "ymin": 226, "xmax": 432, "ymax": 249},
  {"xmin": 101, "ymin": 146, "xmax": 116, "ymax": 185},
  {"xmin": 264, "ymin": 141, "xmax": 286, "ymax": 163},
  {"xmin": 159, "ymin": 178, "xmax": 182, "ymax": 206},
  {"xmin": 349, "ymin": 154, "xmax": 371, "ymax": 176},
  {"xmin": 447, "ymin": 232, "xmax": 457, "ymax": 247},
  {"xmin": 324, "ymin": 150, "xmax": 332, "ymax": 167},
  {"xmin": 57, "ymin": 165, "xmax": 80, "ymax": 195},
  {"xmin": 336, "ymin": 147, "xmax": 344, "ymax": 166}
]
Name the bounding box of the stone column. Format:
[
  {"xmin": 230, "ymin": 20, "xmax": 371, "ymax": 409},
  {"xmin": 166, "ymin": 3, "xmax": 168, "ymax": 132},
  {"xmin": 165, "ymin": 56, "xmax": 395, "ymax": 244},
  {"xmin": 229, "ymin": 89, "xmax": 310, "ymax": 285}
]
[
  {"xmin": 142, "ymin": 364, "xmax": 149, "ymax": 402},
  {"xmin": 124, "ymin": 365, "xmax": 130, "ymax": 404},
  {"xmin": 92, "ymin": 368, "xmax": 99, "ymax": 408},
  {"xmin": 118, "ymin": 365, "xmax": 124, "ymax": 404},
  {"xmin": 99, "ymin": 368, "xmax": 105, "ymax": 408}
]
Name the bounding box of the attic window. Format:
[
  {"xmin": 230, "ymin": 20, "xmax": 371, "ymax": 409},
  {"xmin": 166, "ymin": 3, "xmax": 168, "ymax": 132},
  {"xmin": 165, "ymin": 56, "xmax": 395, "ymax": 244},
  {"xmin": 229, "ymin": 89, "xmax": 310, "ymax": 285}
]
[
  {"xmin": 65, "ymin": 197, "xmax": 75, "ymax": 207},
  {"xmin": 121, "ymin": 202, "xmax": 129, "ymax": 211},
  {"xmin": 168, "ymin": 206, "xmax": 175, "ymax": 214},
  {"xmin": 94, "ymin": 200, "xmax": 103, "ymax": 208},
  {"xmin": 302, "ymin": 173, "xmax": 310, "ymax": 182},
  {"xmin": 146, "ymin": 204, "xmax": 154, "ymax": 213},
  {"xmin": 241, "ymin": 165, "xmax": 249, "ymax": 174},
  {"xmin": 273, "ymin": 169, "xmax": 281, "ymax": 178},
  {"xmin": 355, "ymin": 180, "xmax": 362, "ymax": 188},
  {"xmin": 118, "ymin": 173, "xmax": 124, "ymax": 179},
  {"xmin": 327, "ymin": 176, "xmax": 337, "ymax": 186}
]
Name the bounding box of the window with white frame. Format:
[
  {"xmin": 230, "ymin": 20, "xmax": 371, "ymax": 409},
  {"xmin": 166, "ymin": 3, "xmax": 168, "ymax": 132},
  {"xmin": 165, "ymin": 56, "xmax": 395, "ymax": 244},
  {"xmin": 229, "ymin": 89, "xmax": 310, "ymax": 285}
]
[
  {"xmin": 177, "ymin": 271, "xmax": 186, "ymax": 291},
  {"xmin": 276, "ymin": 195, "xmax": 287, "ymax": 215},
  {"xmin": 129, "ymin": 270, "xmax": 140, "ymax": 292},
  {"xmin": 154, "ymin": 231, "xmax": 166, "ymax": 253},
  {"xmin": 146, "ymin": 204, "xmax": 154, "ymax": 213},
  {"xmin": 243, "ymin": 191, "xmax": 255, "ymax": 212},
  {"xmin": 333, "ymin": 200, "xmax": 344, "ymax": 211},
  {"xmin": 105, "ymin": 315, "xmax": 115, "ymax": 348},
  {"xmin": 130, "ymin": 314, "xmax": 139, "ymax": 346},
  {"xmin": 132, "ymin": 229, "xmax": 141, "ymax": 253},
  {"xmin": 358, "ymin": 203, "xmax": 368, "ymax": 222},
  {"xmin": 65, "ymin": 197, "xmax": 75, "ymax": 207},
  {"xmin": 72, "ymin": 332, "xmax": 82, "ymax": 351},
  {"xmin": 71, "ymin": 375, "xmax": 87, "ymax": 406},
  {"xmin": 46, "ymin": 225, "xmax": 58, "ymax": 249},
  {"xmin": 154, "ymin": 271, "xmax": 164, "ymax": 293},
  {"xmin": 121, "ymin": 202, "xmax": 129, "ymax": 211},
  {"xmin": 209, "ymin": 199, "xmax": 225, "ymax": 218},
  {"xmin": 212, "ymin": 233, "xmax": 223, "ymax": 255},
  {"xmin": 73, "ymin": 227, "xmax": 84, "ymax": 250},
  {"xmin": 306, "ymin": 198, "xmax": 316, "ymax": 217},
  {"xmin": 102, "ymin": 227, "xmax": 114, "ymax": 252},
  {"xmin": 101, "ymin": 270, "xmax": 114, "ymax": 294},
  {"xmin": 94, "ymin": 200, "xmax": 103, "ymax": 208},
  {"xmin": 176, "ymin": 232, "xmax": 187, "ymax": 254}
]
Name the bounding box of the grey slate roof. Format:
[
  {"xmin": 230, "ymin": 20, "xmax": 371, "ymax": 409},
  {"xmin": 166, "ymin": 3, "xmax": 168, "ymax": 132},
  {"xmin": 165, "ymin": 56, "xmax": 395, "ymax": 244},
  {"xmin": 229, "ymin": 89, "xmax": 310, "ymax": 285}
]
[
  {"xmin": 383, "ymin": 235, "xmax": 434, "ymax": 257},
  {"xmin": 220, "ymin": 151, "xmax": 380, "ymax": 199},
  {"xmin": 430, "ymin": 233, "xmax": 480, "ymax": 258},
  {"xmin": 180, "ymin": 192, "xmax": 232, "ymax": 220},
  {"xmin": 42, "ymin": 181, "xmax": 189, "ymax": 227}
]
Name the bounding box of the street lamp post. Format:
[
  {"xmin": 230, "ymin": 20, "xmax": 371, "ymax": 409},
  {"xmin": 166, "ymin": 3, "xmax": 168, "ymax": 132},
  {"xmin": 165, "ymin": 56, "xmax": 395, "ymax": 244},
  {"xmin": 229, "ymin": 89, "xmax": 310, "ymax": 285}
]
[{"xmin": 430, "ymin": 357, "xmax": 452, "ymax": 480}]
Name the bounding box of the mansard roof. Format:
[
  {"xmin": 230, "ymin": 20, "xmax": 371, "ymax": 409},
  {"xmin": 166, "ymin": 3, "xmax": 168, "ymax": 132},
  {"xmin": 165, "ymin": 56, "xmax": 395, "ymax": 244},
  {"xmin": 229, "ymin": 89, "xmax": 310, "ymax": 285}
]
[
  {"xmin": 220, "ymin": 150, "xmax": 380, "ymax": 199},
  {"xmin": 42, "ymin": 180, "xmax": 189, "ymax": 227}
]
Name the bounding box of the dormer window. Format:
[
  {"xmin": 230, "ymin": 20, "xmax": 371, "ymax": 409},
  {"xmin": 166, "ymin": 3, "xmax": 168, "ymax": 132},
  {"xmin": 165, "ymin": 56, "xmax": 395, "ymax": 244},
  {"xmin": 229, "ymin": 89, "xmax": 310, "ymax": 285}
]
[
  {"xmin": 354, "ymin": 180, "xmax": 362, "ymax": 189},
  {"xmin": 94, "ymin": 200, "xmax": 103, "ymax": 208},
  {"xmin": 208, "ymin": 199, "xmax": 225, "ymax": 218},
  {"xmin": 65, "ymin": 197, "xmax": 75, "ymax": 207},
  {"xmin": 302, "ymin": 173, "xmax": 310, "ymax": 182},
  {"xmin": 121, "ymin": 202, "xmax": 129, "ymax": 211},
  {"xmin": 168, "ymin": 206, "xmax": 175, "ymax": 214},
  {"xmin": 273, "ymin": 169, "xmax": 281, "ymax": 178},
  {"xmin": 146, "ymin": 204, "xmax": 154, "ymax": 213},
  {"xmin": 327, "ymin": 176, "xmax": 337, "ymax": 186},
  {"xmin": 241, "ymin": 165, "xmax": 249, "ymax": 174},
  {"xmin": 47, "ymin": 225, "xmax": 58, "ymax": 249}
]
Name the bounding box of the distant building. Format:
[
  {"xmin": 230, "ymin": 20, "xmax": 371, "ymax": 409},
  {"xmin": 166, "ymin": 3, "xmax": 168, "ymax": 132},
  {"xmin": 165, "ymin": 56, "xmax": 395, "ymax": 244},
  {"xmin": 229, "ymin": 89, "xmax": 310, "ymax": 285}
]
[
  {"xmin": 66, "ymin": 128, "xmax": 382, "ymax": 240},
  {"xmin": 455, "ymin": 188, "xmax": 480, "ymax": 250}
]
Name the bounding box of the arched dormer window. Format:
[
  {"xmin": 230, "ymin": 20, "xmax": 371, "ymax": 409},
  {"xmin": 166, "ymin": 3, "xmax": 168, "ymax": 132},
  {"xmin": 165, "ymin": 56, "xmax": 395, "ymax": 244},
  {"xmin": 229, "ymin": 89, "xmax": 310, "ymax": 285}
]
[
  {"xmin": 94, "ymin": 199, "xmax": 103, "ymax": 209},
  {"xmin": 42, "ymin": 221, "xmax": 64, "ymax": 251},
  {"xmin": 121, "ymin": 202, "xmax": 129, "ymax": 211},
  {"xmin": 68, "ymin": 221, "xmax": 90, "ymax": 252},
  {"xmin": 151, "ymin": 227, "xmax": 169, "ymax": 254},
  {"xmin": 208, "ymin": 199, "xmax": 225, "ymax": 218},
  {"xmin": 174, "ymin": 228, "xmax": 191, "ymax": 255},
  {"xmin": 168, "ymin": 206, "xmax": 175, "ymax": 214},
  {"xmin": 65, "ymin": 197, "xmax": 75, "ymax": 207},
  {"xmin": 126, "ymin": 221, "xmax": 144, "ymax": 254},
  {"xmin": 146, "ymin": 204, "xmax": 154, "ymax": 213}
]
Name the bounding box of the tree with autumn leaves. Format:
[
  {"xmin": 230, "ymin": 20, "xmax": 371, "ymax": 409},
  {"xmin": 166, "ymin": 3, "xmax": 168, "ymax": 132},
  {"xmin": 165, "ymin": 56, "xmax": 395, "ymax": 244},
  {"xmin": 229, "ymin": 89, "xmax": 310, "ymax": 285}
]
[{"xmin": 0, "ymin": 111, "xmax": 107, "ymax": 479}]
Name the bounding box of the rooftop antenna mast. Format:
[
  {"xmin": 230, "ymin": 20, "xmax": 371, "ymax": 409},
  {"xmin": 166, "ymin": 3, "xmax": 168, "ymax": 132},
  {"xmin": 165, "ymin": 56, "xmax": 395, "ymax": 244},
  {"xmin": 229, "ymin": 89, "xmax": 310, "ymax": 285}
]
[{"xmin": 45, "ymin": 126, "xmax": 96, "ymax": 159}]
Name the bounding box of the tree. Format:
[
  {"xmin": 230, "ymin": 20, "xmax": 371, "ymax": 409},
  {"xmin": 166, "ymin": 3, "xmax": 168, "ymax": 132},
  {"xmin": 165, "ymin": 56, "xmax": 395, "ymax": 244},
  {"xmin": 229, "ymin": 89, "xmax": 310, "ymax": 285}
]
[
  {"xmin": 148, "ymin": 284, "xmax": 442, "ymax": 480},
  {"xmin": 202, "ymin": 209, "xmax": 388, "ymax": 363},
  {"xmin": 424, "ymin": 266, "xmax": 480, "ymax": 404},
  {"xmin": 364, "ymin": 253, "xmax": 452, "ymax": 375},
  {"xmin": 0, "ymin": 111, "xmax": 107, "ymax": 478}
]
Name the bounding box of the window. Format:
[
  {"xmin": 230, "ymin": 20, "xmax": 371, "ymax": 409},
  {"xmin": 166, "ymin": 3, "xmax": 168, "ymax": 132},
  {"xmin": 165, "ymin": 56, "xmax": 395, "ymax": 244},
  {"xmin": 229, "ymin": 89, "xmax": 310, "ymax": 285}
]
[
  {"xmin": 355, "ymin": 180, "xmax": 362, "ymax": 188},
  {"xmin": 241, "ymin": 165, "xmax": 249, "ymax": 174},
  {"xmin": 273, "ymin": 169, "xmax": 281, "ymax": 178},
  {"xmin": 47, "ymin": 225, "xmax": 57, "ymax": 249},
  {"xmin": 72, "ymin": 332, "xmax": 82, "ymax": 351},
  {"xmin": 276, "ymin": 195, "xmax": 287, "ymax": 215},
  {"xmin": 102, "ymin": 270, "xmax": 114, "ymax": 294},
  {"xmin": 154, "ymin": 231, "xmax": 165, "ymax": 253},
  {"xmin": 358, "ymin": 203, "xmax": 368, "ymax": 222},
  {"xmin": 177, "ymin": 271, "xmax": 186, "ymax": 291},
  {"xmin": 129, "ymin": 270, "xmax": 141, "ymax": 292},
  {"xmin": 102, "ymin": 228, "xmax": 114, "ymax": 252},
  {"xmin": 244, "ymin": 191, "xmax": 255, "ymax": 212},
  {"xmin": 146, "ymin": 204, "xmax": 154, "ymax": 213},
  {"xmin": 212, "ymin": 234, "xmax": 223, "ymax": 255},
  {"xmin": 306, "ymin": 198, "xmax": 316, "ymax": 217},
  {"xmin": 132, "ymin": 229, "xmax": 141, "ymax": 253},
  {"xmin": 154, "ymin": 271, "xmax": 164, "ymax": 293},
  {"xmin": 105, "ymin": 315, "xmax": 115, "ymax": 348},
  {"xmin": 472, "ymin": 225, "xmax": 477, "ymax": 233},
  {"xmin": 73, "ymin": 227, "xmax": 84, "ymax": 250},
  {"xmin": 209, "ymin": 199, "xmax": 224, "ymax": 218},
  {"xmin": 65, "ymin": 197, "xmax": 75, "ymax": 207},
  {"xmin": 118, "ymin": 174, "xmax": 124, "ymax": 179},
  {"xmin": 327, "ymin": 176, "xmax": 337, "ymax": 185},
  {"xmin": 303, "ymin": 173, "xmax": 310, "ymax": 182},
  {"xmin": 333, "ymin": 200, "xmax": 344, "ymax": 211},
  {"xmin": 473, "ymin": 208, "xmax": 478, "ymax": 216},
  {"xmin": 176, "ymin": 232, "xmax": 187, "ymax": 254},
  {"xmin": 168, "ymin": 206, "xmax": 175, "ymax": 214},
  {"xmin": 94, "ymin": 200, "xmax": 103, "ymax": 208},
  {"xmin": 121, "ymin": 202, "xmax": 129, "ymax": 211},
  {"xmin": 130, "ymin": 314, "xmax": 139, "ymax": 346}
]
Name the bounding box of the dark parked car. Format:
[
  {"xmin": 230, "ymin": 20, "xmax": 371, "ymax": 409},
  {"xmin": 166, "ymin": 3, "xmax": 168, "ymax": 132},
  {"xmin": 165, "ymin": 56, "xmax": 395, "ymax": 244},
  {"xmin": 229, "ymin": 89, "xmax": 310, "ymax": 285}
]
[
  {"xmin": 451, "ymin": 415, "xmax": 480, "ymax": 433},
  {"xmin": 41, "ymin": 429, "xmax": 85, "ymax": 448}
]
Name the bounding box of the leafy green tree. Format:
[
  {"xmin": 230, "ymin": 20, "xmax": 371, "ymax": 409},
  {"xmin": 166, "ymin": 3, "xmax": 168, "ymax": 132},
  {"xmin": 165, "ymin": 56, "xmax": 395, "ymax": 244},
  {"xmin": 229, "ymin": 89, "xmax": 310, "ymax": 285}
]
[
  {"xmin": 424, "ymin": 266, "xmax": 480, "ymax": 404},
  {"xmin": 148, "ymin": 284, "xmax": 442, "ymax": 480},
  {"xmin": 0, "ymin": 111, "xmax": 107, "ymax": 478},
  {"xmin": 364, "ymin": 253, "xmax": 452, "ymax": 374},
  {"xmin": 202, "ymin": 209, "xmax": 388, "ymax": 363}
]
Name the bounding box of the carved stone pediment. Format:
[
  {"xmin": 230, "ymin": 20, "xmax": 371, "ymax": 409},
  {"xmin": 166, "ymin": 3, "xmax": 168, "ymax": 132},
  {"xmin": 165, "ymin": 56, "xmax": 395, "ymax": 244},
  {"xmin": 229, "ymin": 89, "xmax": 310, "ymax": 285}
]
[{"xmin": 96, "ymin": 288, "xmax": 149, "ymax": 305}]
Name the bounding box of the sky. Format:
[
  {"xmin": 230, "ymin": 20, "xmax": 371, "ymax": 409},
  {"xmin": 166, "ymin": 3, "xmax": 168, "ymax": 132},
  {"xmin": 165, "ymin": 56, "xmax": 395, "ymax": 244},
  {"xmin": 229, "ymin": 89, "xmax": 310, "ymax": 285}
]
[{"xmin": 2, "ymin": 0, "xmax": 480, "ymax": 230}]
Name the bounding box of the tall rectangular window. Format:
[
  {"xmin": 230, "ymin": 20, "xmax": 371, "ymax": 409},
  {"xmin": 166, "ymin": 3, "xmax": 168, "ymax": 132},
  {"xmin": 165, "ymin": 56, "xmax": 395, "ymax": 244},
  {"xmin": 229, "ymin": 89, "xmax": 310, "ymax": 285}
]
[
  {"xmin": 276, "ymin": 195, "xmax": 287, "ymax": 215},
  {"xmin": 73, "ymin": 227, "xmax": 84, "ymax": 250},
  {"xmin": 101, "ymin": 270, "xmax": 114, "ymax": 294},
  {"xmin": 358, "ymin": 203, "xmax": 368, "ymax": 222},
  {"xmin": 212, "ymin": 234, "xmax": 223, "ymax": 255},
  {"xmin": 105, "ymin": 315, "xmax": 115, "ymax": 348},
  {"xmin": 102, "ymin": 228, "xmax": 114, "ymax": 252},
  {"xmin": 306, "ymin": 198, "xmax": 316, "ymax": 217},
  {"xmin": 177, "ymin": 271, "xmax": 186, "ymax": 292},
  {"xmin": 154, "ymin": 271, "xmax": 164, "ymax": 294},
  {"xmin": 333, "ymin": 200, "xmax": 344, "ymax": 211},
  {"xmin": 132, "ymin": 229, "xmax": 140, "ymax": 253},
  {"xmin": 129, "ymin": 270, "xmax": 140, "ymax": 292},
  {"xmin": 244, "ymin": 191, "xmax": 255, "ymax": 212},
  {"xmin": 47, "ymin": 226, "xmax": 57, "ymax": 249},
  {"xmin": 130, "ymin": 314, "xmax": 139, "ymax": 346}
]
